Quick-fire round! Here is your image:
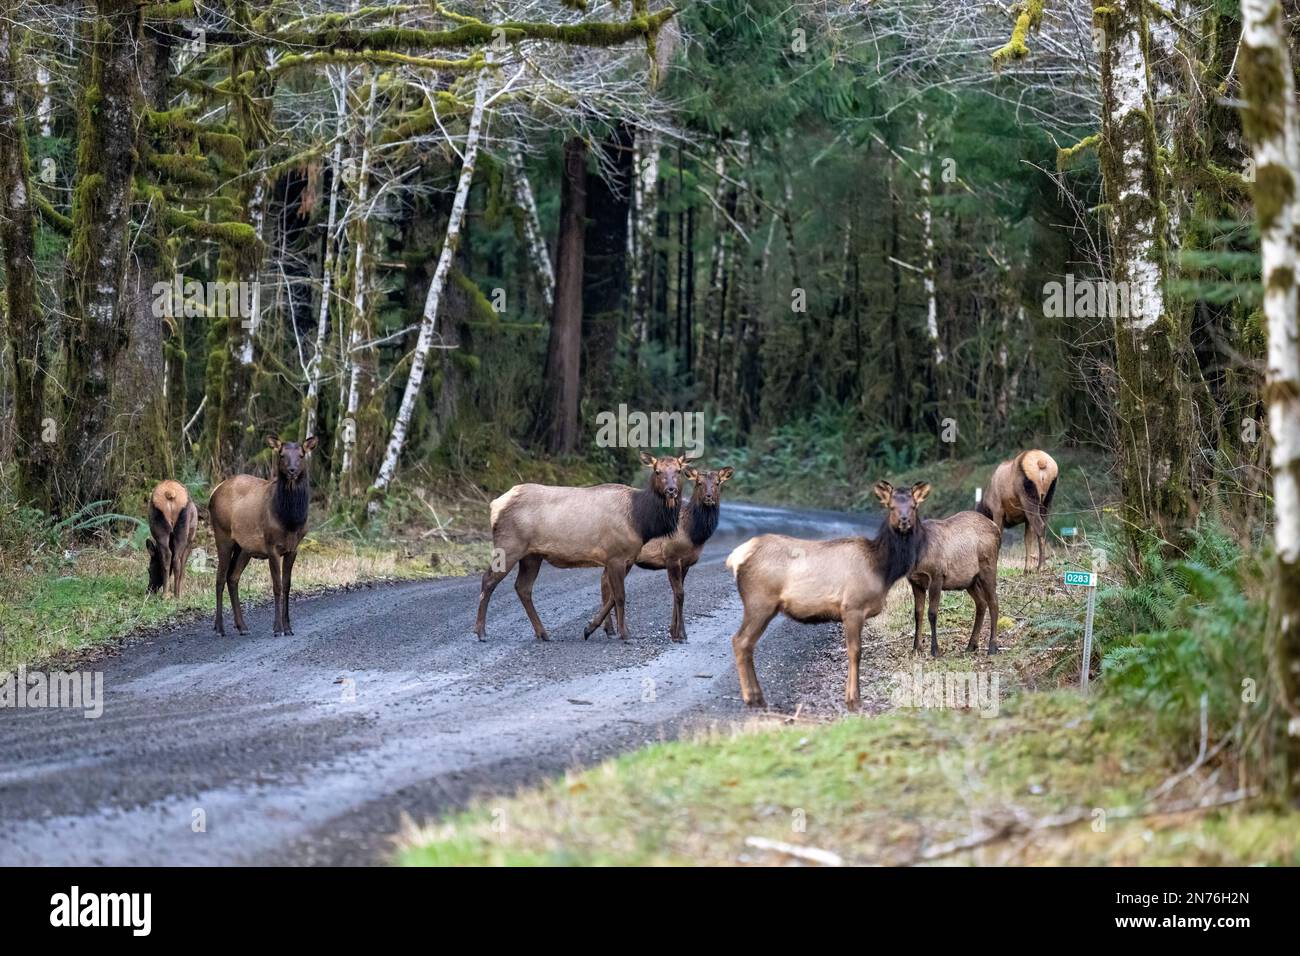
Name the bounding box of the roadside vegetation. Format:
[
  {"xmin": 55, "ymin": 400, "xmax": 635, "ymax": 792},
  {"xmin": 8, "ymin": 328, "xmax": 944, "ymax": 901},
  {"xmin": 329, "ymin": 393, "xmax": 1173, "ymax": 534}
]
[{"xmin": 399, "ymin": 516, "xmax": 1291, "ymax": 866}]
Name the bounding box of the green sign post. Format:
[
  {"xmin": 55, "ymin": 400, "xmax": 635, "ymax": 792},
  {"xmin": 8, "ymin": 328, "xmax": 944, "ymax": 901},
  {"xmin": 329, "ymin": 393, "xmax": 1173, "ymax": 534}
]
[{"xmin": 1064, "ymin": 570, "xmax": 1098, "ymax": 692}]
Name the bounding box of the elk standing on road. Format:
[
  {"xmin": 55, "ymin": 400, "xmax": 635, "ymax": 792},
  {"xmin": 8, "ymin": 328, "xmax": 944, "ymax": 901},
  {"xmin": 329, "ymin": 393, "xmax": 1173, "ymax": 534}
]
[
  {"xmin": 210, "ymin": 436, "xmax": 318, "ymax": 637},
  {"xmin": 725, "ymin": 480, "xmax": 930, "ymax": 710},
  {"xmin": 594, "ymin": 465, "xmax": 734, "ymax": 642},
  {"xmin": 978, "ymin": 449, "xmax": 1058, "ymax": 572},
  {"xmin": 475, "ymin": 452, "xmax": 690, "ymax": 642},
  {"xmin": 146, "ymin": 479, "xmax": 198, "ymax": 598},
  {"xmin": 908, "ymin": 510, "xmax": 1002, "ymax": 657}
]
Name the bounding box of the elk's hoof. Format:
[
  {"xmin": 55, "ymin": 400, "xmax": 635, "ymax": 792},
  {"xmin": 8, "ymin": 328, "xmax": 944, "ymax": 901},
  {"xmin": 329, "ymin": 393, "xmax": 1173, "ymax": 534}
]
[
  {"xmin": 987, "ymin": 645, "xmax": 1000, "ymax": 656},
  {"xmin": 581, "ymin": 624, "xmax": 594, "ymax": 639},
  {"xmin": 474, "ymin": 631, "xmax": 486, "ymax": 642},
  {"xmin": 536, "ymin": 630, "xmax": 550, "ymax": 642}
]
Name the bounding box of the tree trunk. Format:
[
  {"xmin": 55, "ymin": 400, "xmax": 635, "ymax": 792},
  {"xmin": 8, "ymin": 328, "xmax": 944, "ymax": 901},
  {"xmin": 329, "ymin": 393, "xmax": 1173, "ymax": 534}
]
[
  {"xmin": 1239, "ymin": 0, "xmax": 1300, "ymax": 799},
  {"xmin": 582, "ymin": 124, "xmax": 632, "ymax": 405},
  {"xmin": 59, "ymin": 0, "xmax": 143, "ymax": 508},
  {"xmin": 1096, "ymin": 0, "xmax": 1197, "ymax": 555},
  {"xmin": 539, "ymin": 136, "xmax": 588, "ymax": 455},
  {"xmin": 509, "ymin": 147, "xmax": 554, "ymax": 310},
  {"xmin": 0, "ymin": 7, "xmax": 50, "ymax": 506},
  {"xmin": 369, "ymin": 66, "xmax": 489, "ymax": 510}
]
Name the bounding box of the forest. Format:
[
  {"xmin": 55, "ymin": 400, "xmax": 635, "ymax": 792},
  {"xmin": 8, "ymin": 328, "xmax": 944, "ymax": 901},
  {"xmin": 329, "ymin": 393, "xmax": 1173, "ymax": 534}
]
[{"xmin": 0, "ymin": 0, "xmax": 1299, "ymax": 867}]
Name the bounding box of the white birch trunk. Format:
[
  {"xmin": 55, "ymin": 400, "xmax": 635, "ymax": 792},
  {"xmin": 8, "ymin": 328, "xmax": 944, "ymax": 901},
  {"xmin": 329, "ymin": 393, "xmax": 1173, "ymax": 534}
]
[
  {"xmin": 338, "ymin": 76, "xmax": 378, "ymax": 488},
  {"xmin": 1240, "ymin": 0, "xmax": 1300, "ymax": 749},
  {"xmin": 918, "ymin": 113, "xmax": 942, "ymax": 365},
  {"xmin": 369, "ymin": 66, "xmax": 490, "ymax": 511},
  {"xmin": 237, "ymin": 179, "xmax": 267, "ymax": 366},
  {"xmin": 509, "ymin": 146, "xmax": 554, "ymax": 309}
]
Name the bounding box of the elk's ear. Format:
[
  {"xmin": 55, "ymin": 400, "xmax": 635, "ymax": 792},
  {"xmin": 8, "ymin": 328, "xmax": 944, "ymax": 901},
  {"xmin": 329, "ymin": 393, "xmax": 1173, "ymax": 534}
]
[
  {"xmin": 302, "ymin": 436, "xmax": 319, "ymax": 454},
  {"xmin": 873, "ymin": 480, "xmax": 894, "ymax": 506},
  {"xmin": 911, "ymin": 482, "xmax": 932, "ymax": 505},
  {"xmin": 718, "ymin": 466, "xmax": 734, "ymax": 482},
  {"xmin": 265, "ymin": 435, "xmax": 282, "ymax": 451},
  {"xmin": 684, "ymin": 466, "xmax": 699, "ymax": 480},
  {"xmin": 639, "ymin": 451, "xmax": 656, "ymax": 467}
]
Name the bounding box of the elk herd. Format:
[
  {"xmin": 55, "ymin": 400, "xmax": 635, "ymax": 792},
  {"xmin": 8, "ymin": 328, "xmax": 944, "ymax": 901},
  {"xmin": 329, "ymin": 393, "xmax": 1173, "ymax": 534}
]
[{"xmin": 145, "ymin": 440, "xmax": 1058, "ymax": 712}]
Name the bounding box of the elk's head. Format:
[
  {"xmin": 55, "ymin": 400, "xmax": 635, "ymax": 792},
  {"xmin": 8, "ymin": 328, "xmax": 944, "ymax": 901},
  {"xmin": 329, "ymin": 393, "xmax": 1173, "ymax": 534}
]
[
  {"xmin": 640, "ymin": 451, "xmax": 693, "ymax": 505},
  {"xmin": 267, "ymin": 435, "xmax": 319, "ymax": 485},
  {"xmin": 685, "ymin": 465, "xmax": 734, "ymax": 507},
  {"xmin": 874, "ymin": 480, "xmax": 930, "ymax": 534}
]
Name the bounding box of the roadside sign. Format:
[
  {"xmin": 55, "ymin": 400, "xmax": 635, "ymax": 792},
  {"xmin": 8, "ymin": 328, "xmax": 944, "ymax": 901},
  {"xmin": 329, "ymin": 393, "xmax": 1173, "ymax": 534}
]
[
  {"xmin": 1061, "ymin": 526, "xmax": 1078, "ymax": 538},
  {"xmin": 1064, "ymin": 569, "xmax": 1098, "ymax": 693}
]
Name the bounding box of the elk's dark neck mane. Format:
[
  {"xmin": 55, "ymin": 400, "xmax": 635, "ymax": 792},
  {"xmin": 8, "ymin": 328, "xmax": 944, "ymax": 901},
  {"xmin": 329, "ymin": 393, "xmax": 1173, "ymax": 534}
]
[
  {"xmin": 684, "ymin": 492, "xmax": 720, "ymax": 547},
  {"xmin": 869, "ymin": 519, "xmax": 925, "ymax": 587},
  {"xmin": 272, "ymin": 475, "xmax": 310, "ymax": 532},
  {"xmin": 631, "ymin": 478, "xmax": 680, "ymax": 541}
]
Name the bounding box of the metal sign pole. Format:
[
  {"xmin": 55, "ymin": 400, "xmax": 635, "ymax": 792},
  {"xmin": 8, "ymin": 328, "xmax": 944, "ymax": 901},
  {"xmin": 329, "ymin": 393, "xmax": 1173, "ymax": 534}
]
[{"xmin": 1081, "ymin": 580, "xmax": 1096, "ymax": 693}]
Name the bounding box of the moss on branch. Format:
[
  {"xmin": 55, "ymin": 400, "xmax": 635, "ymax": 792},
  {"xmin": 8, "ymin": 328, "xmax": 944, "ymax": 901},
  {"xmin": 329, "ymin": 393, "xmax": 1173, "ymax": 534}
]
[{"xmin": 992, "ymin": 0, "xmax": 1045, "ymax": 68}]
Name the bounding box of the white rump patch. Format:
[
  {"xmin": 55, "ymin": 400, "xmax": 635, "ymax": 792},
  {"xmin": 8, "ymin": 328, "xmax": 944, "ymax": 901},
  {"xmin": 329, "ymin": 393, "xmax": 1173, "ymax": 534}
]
[{"xmin": 726, "ymin": 538, "xmax": 761, "ymax": 578}]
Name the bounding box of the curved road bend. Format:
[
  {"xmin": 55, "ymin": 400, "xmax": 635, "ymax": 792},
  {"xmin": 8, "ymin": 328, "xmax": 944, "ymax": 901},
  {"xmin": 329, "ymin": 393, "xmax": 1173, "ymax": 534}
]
[{"xmin": 0, "ymin": 503, "xmax": 878, "ymax": 865}]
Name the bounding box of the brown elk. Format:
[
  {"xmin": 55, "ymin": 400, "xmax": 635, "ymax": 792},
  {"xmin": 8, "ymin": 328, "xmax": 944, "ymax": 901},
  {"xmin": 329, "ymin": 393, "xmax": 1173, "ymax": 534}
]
[
  {"xmin": 146, "ymin": 479, "xmax": 198, "ymax": 598},
  {"xmin": 210, "ymin": 436, "xmax": 318, "ymax": 637},
  {"xmin": 908, "ymin": 510, "xmax": 1002, "ymax": 657},
  {"xmin": 593, "ymin": 465, "xmax": 734, "ymax": 642},
  {"xmin": 977, "ymin": 449, "xmax": 1058, "ymax": 571},
  {"xmin": 725, "ymin": 480, "xmax": 930, "ymax": 710},
  {"xmin": 474, "ymin": 452, "xmax": 690, "ymax": 642}
]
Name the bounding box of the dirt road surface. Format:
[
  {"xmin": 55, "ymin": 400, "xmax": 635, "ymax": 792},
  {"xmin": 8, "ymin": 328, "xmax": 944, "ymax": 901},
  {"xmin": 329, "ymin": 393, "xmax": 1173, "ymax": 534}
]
[{"xmin": 0, "ymin": 503, "xmax": 879, "ymax": 865}]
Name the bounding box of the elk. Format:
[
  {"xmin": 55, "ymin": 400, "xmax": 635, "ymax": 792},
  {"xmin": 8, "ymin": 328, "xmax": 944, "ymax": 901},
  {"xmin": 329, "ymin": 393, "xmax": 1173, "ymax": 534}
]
[
  {"xmin": 977, "ymin": 449, "xmax": 1059, "ymax": 571},
  {"xmin": 474, "ymin": 452, "xmax": 690, "ymax": 642},
  {"xmin": 725, "ymin": 480, "xmax": 929, "ymax": 710},
  {"xmin": 908, "ymin": 510, "xmax": 1002, "ymax": 657},
  {"xmin": 145, "ymin": 479, "xmax": 198, "ymax": 598},
  {"xmin": 593, "ymin": 465, "xmax": 734, "ymax": 642},
  {"xmin": 210, "ymin": 436, "xmax": 318, "ymax": 637}
]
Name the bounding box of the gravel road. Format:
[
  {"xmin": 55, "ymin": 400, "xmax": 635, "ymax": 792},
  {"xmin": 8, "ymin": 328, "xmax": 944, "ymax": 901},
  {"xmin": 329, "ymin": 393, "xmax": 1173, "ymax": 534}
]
[{"xmin": 0, "ymin": 503, "xmax": 880, "ymax": 865}]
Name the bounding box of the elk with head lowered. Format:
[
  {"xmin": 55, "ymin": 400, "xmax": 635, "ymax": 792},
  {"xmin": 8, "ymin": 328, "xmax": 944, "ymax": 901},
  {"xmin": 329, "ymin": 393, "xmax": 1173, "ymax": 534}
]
[
  {"xmin": 978, "ymin": 448, "xmax": 1058, "ymax": 572},
  {"xmin": 592, "ymin": 465, "xmax": 734, "ymax": 642},
  {"xmin": 725, "ymin": 480, "xmax": 930, "ymax": 710},
  {"xmin": 146, "ymin": 479, "xmax": 198, "ymax": 598},
  {"xmin": 210, "ymin": 436, "xmax": 318, "ymax": 637},
  {"xmin": 475, "ymin": 452, "xmax": 692, "ymax": 642}
]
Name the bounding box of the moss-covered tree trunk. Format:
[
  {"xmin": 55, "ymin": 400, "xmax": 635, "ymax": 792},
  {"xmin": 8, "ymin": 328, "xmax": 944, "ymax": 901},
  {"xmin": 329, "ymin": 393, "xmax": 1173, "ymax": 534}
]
[
  {"xmin": 60, "ymin": 0, "xmax": 143, "ymax": 509},
  {"xmin": 0, "ymin": 7, "xmax": 50, "ymax": 507},
  {"xmin": 1096, "ymin": 0, "xmax": 1197, "ymax": 557},
  {"xmin": 1239, "ymin": 0, "xmax": 1300, "ymax": 801}
]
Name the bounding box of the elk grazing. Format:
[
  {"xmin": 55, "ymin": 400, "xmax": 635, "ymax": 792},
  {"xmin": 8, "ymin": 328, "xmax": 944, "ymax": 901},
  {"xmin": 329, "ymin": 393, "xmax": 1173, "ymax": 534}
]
[
  {"xmin": 475, "ymin": 452, "xmax": 690, "ymax": 642},
  {"xmin": 977, "ymin": 448, "xmax": 1059, "ymax": 571},
  {"xmin": 594, "ymin": 465, "xmax": 734, "ymax": 642},
  {"xmin": 908, "ymin": 510, "xmax": 1002, "ymax": 657},
  {"xmin": 210, "ymin": 436, "xmax": 318, "ymax": 637},
  {"xmin": 146, "ymin": 479, "xmax": 198, "ymax": 598},
  {"xmin": 725, "ymin": 480, "xmax": 929, "ymax": 710}
]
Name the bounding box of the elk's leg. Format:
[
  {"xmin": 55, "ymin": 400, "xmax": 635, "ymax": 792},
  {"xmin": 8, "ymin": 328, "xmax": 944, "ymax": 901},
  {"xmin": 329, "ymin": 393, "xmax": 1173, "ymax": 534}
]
[
  {"xmin": 213, "ymin": 539, "xmax": 233, "ymax": 635},
  {"xmin": 170, "ymin": 542, "xmax": 187, "ymax": 599},
  {"xmin": 513, "ymin": 554, "xmax": 549, "ymax": 641},
  {"xmin": 843, "ymin": 609, "xmax": 865, "ymax": 711},
  {"xmin": 731, "ymin": 604, "xmax": 777, "ymax": 708},
  {"xmin": 1023, "ymin": 525, "xmax": 1033, "ymax": 573},
  {"xmin": 600, "ymin": 571, "xmax": 616, "ymax": 635},
  {"xmin": 605, "ymin": 561, "xmax": 630, "ymax": 640},
  {"xmin": 910, "ymin": 579, "xmax": 926, "ymax": 653},
  {"xmin": 156, "ymin": 538, "xmax": 173, "ymax": 598},
  {"xmin": 226, "ymin": 546, "xmax": 252, "ymax": 635},
  {"xmin": 984, "ymin": 572, "xmax": 1001, "ymax": 655},
  {"xmin": 474, "ymin": 551, "xmax": 518, "ymax": 641},
  {"xmin": 966, "ymin": 585, "xmax": 986, "ymax": 653},
  {"xmin": 282, "ymin": 551, "xmax": 297, "ymax": 635},
  {"xmin": 927, "ymin": 580, "xmax": 942, "ymax": 657},
  {"xmin": 268, "ymin": 553, "xmax": 284, "ymax": 636},
  {"xmin": 1034, "ymin": 517, "xmax": 1048, "ymax": 572},
  {"xmin": 667, "ymin": 562, "xmax": 686, "ymax": 642},
  {"xmin": 677, "ymin": 564, "xmax": 691, "ymax": 641}
]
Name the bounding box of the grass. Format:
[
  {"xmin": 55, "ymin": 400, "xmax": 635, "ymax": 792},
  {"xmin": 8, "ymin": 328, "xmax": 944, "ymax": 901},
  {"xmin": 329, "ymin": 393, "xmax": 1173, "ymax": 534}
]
[
  {"xmin": 0, "ymin": 502, "xmax": 491, "ymax": 671},
  {"xmin": 397, "ymin": 548, "xmax": 1297, "ymax": 866}
]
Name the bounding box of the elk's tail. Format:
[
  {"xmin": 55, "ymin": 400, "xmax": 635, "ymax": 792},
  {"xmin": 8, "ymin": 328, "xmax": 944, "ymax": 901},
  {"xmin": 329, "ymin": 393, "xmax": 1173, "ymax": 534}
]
[
  {"xmin": 150, "ymin": 480, "xmax": 191, "ymax": 532},
  {"xmin": 726, "ymin": 538, "xmax": 761, "ymax": 580}
]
